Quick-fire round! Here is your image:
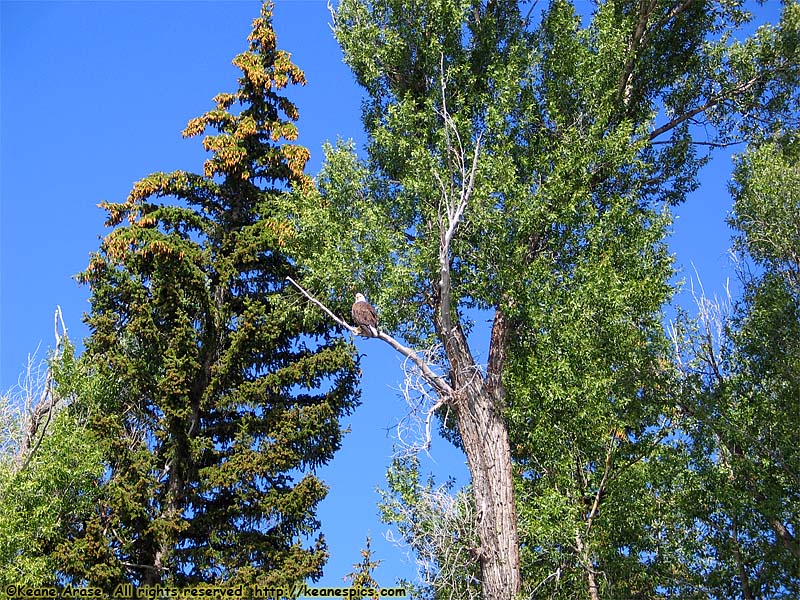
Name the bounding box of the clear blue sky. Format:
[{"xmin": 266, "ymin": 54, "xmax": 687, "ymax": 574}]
[{"xmin": 0, "ymin": 0, "xmax": 779, "ymax": 589}]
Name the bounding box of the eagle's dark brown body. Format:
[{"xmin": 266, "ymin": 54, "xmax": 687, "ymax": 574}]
[{"xmin": 351, "ymin": 293, "xmax": 378, "ymax": 337}]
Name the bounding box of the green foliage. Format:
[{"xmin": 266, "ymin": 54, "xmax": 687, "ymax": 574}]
[
  {"xmin": 287, "ymin": 0, "xmax": 538, "ymax": 346},
  {"xmin": 294, "ymin": 0, "xmax": 800, "ymax": 335},
  {"xmin": 669, "ymin": 135, "xmax": 800, "ymax": 598},
  {"xmin": 378, "ymin": 456, "xmax": 479, "ymax": 600},
  {"xmin": 0, "ymin": 343, "xmax": 104, "ymax": 587},
  {"xmin": 64, "ymin": 3, "xmax": 360, "ymax": 589},
  {"xmin": 293, "ymin": 0, "xmax": 800, "ymax": 598},
  {"xmin": 730, "ymin": 135, "xmax": 800, "ymax": 281}
]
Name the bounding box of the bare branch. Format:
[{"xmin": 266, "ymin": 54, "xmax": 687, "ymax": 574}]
[
  {"xmin": 392, "ymin": 345, "xmax": 449, "ymax": 455},
  {"xmin": 16, "ymin": 306, "xmax": 69, "ymax": 471},
  {"xmin": 378, "ymin": 333, "xmax": 454, "ymax": 398},
  {"xmin": 584, "ymin": 436, "xmax": 615, "ymax": 538},
  {"xmin": 649, "ymin": 73, "xmax": 763, "ymax": 142},
  {"xmin": 649, "ymin": 99, "xmax": 717, "ymax": 141},
  {"xmin": 433, "ymin": 52, "xmax": 482, "ymax": 381},
  {"xmin": 617, "ymin": 0, "xmax": 658, "ymax": 107},
  {"xmin": 651, "ymin": 138, "xmax": 743, "ymax": 148},
  {"xmin": 686, "ymin": 269, "xmax": 731, "ymax": 385},
  {"xmin": 424, "ymin": 399, "xmax": 447, "ymax": 451},
  {"xmin": 528, "ymin": 567, "xmax": 562, "ymax": 598},
  {"xmin": 286, "ymin": 276, "xmax": 358, "ymax": 335},
  {"xmin": 650, "ymin": 0, "xmax": 697, "ymax": 38},
  {"xmin": 285, "ymin": 276, "xmax": 454, "ymax": 398},
  {"xmin": 382, "ymin": 483, "xmax": 480, "ymax": 600}
]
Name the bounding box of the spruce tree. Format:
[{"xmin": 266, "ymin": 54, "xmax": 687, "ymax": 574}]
[{"xmin": 62, "ymin": 3, "xmax": 359, "ymax": 588}]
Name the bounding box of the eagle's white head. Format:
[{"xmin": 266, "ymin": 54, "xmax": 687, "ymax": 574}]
[{"xmin": 354, "ymin": 293, "xmax": 367, "ymax": 303}]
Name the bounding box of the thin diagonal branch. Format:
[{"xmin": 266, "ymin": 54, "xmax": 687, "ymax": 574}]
[
  {"xmin": 649, "ymin": 99, "xmax": 717, "ymax": 141},
  {"xmin": 286, "ymin": 276, "xmax": 358, "ymax": 335},
  {"xmin": 286, "ymin": 276, "xmax": 454, "ymax": 398},
  {"xmin": 649, "ymin": 73, "xmax": 764, "ymax": 142},
  {"xmin": 584, "ymin": 437, "xmax": 615, "ymax": 538}
]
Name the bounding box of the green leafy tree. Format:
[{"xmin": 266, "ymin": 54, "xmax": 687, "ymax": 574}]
[
  {"xmin": 0, "ymin": 323, "xmax": 105, "ymax": 587},
  {"xmin": 378, "ymin": 457, "xmax": 479, "ymax": 600},
  {"xmin": 726, "ymin": 136, "xmax": 800, "ymax": 582},
  {"xmin": 287, "ymin": 1, "xmax": 799, "ymax": 598},
  {"xmin": 62, "ymin": 3, "xmax": 360, "ymax": 589},
  {"xmin": 667, "ymin": 135, "xmax": 800, "ymax": 599}
]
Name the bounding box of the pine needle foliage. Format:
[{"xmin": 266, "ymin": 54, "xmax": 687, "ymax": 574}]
[{"xmin": 63, "ymin": 2, "xmax": 360, "ymax": 589}]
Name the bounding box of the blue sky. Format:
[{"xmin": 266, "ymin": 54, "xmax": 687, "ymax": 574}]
[{"xmin": 0, "ymin": 0, "xmax": 780, "ymax": 590}]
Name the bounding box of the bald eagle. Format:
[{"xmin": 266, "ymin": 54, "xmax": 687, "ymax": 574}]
[{"xmin": 351, "ymin": 293, "xmax": 379, "ymax": 337}]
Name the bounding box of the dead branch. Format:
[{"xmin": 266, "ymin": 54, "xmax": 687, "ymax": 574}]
[
  {"xmin": 434, "ymin": 53, "xmax": 482, "ymax": 352},
  {"xmin": 391, "ymin": 344, "xmax": 451, "ymax": 455},
  {"xmin": 285, "ymin": 276, "xmax": 454, "ymax": 399},
  {"xmin": 16, "ymin": 306, "xmax": 68, "ymax": 471},
  {"xmin": 286, "ymin": 276, "xmax": 358, "ymax": 335},
  {"xmin": 383, "ymin": 484, "xmax": 480, "ymax": 600}
]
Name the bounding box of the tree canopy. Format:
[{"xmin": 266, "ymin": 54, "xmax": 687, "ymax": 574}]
[
  {"xmin": 285, "ymin": 1, "xmax": 799, "ymax": 598},
  {"xmin": 1, "ymin": 2, "xmax": 798, "ymax": 598}
]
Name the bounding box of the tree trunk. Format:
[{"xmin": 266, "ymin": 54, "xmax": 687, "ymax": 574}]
[
  {"xmin": 438, "ymin": 304, "xmax": 521, "ymax": 599},
  {"xmin": 575, "ymin": 529, "xmax": 601, "ymax": 600},
  {"xmin": 453, "ymin": 384, "xmax": 521, "ymax": 599},
  {"xmin": 289, "ymin": 276, "xmax": 524, "ymax": 598}
]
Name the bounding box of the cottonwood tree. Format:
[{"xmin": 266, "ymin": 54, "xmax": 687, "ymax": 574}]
[
  {"xmin": 0, "ymin": 316, "xmax": 104, "ymax": 586},
  {"xmin": 288, "ymin": 1, "xmax": 799, "ymax": 598},
  {"xmin": 61, "ymin": 3, "xmax": 360, "ymax": 589},
  {"xmin": 668, "ymin": 134, "xmax": 800, "ymax": 599}
]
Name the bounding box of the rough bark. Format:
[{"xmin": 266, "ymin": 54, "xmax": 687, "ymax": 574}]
[
  {"xmin": 452, "ymin": 380, "xmax": 521, "ymax": 598},
  {"xmin": 428, "ymin": 106, "xmax": 521, "ymax": 596}
]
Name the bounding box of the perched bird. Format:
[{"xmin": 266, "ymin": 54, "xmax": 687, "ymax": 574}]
[{"xmin": 351, "ymin": 293, "xmax": 379, "ymax": 337}]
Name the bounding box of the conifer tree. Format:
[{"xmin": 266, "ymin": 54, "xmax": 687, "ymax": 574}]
[{"xmin": 62, "ymin": 3, "xmax": 360, "ymax": 588}]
